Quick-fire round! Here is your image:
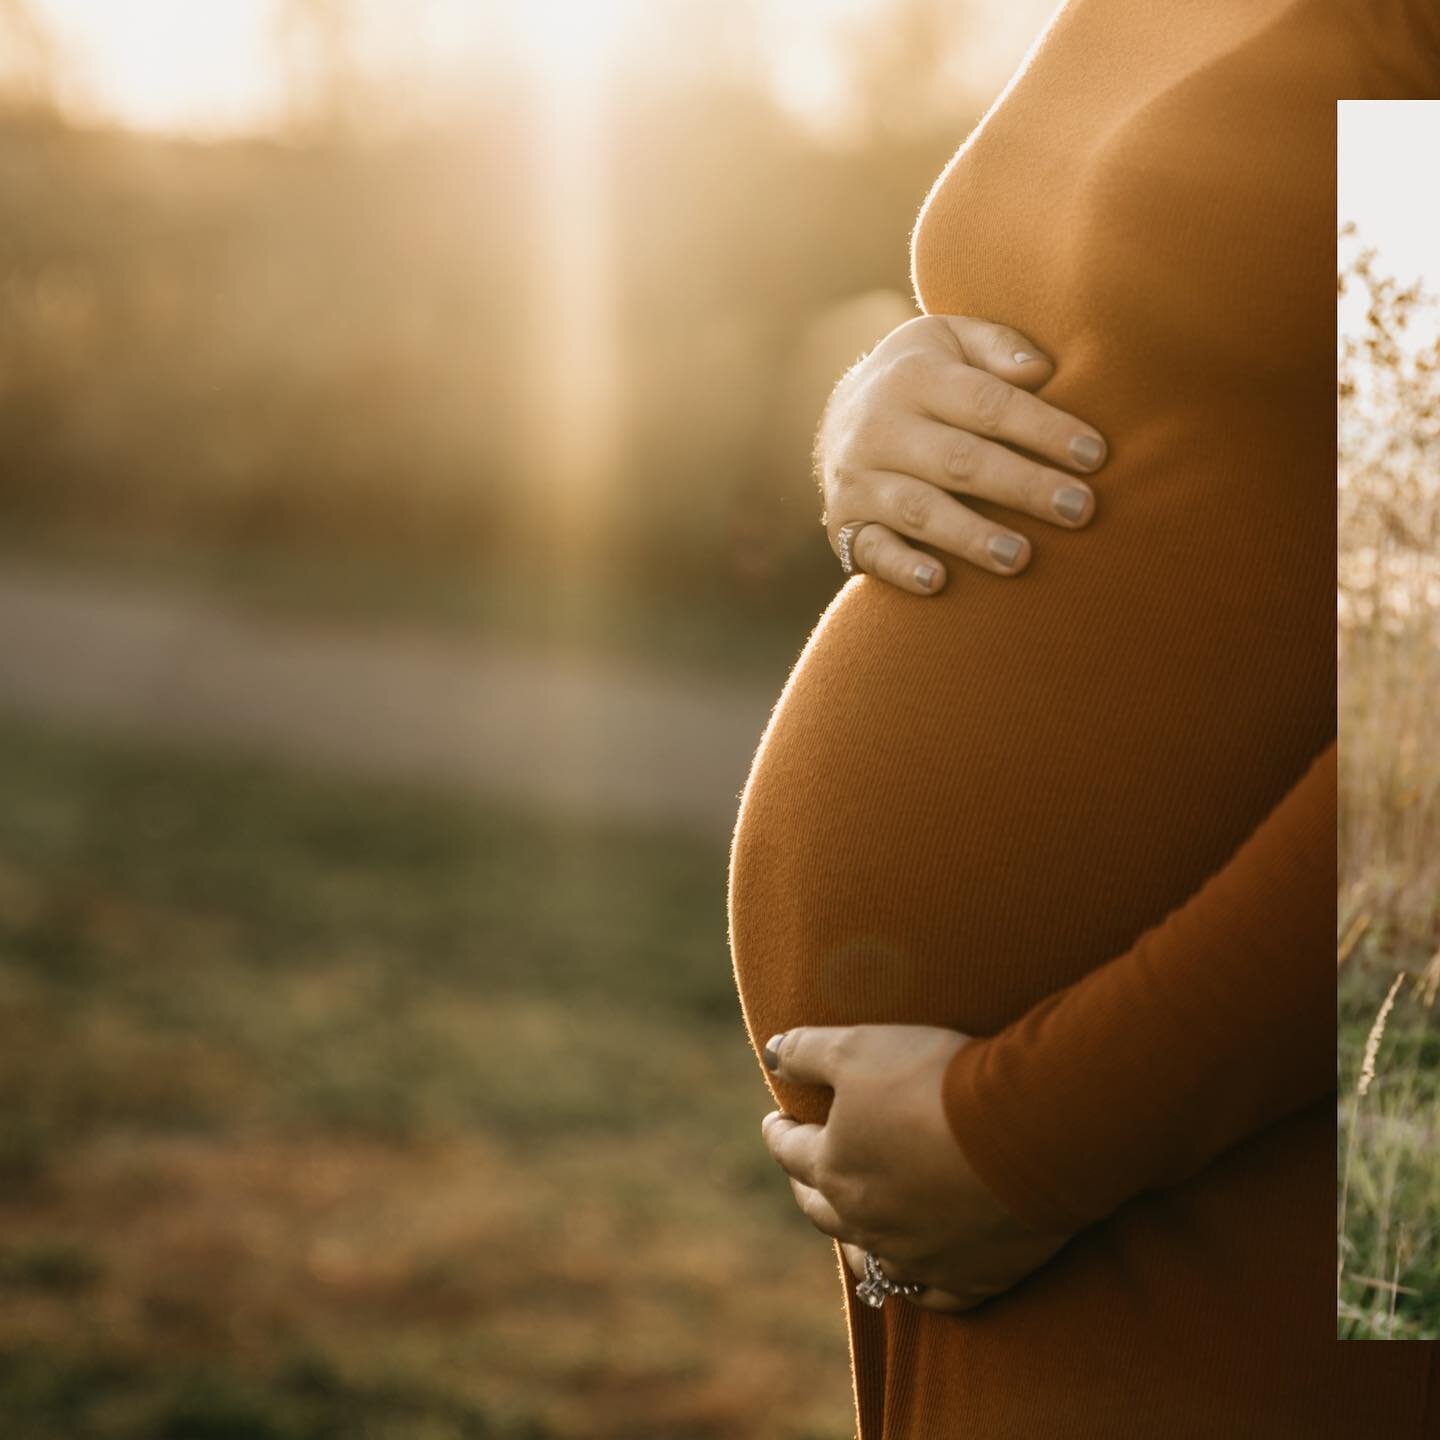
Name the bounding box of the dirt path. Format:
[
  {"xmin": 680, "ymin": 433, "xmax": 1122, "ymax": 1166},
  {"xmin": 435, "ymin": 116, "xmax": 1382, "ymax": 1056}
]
[{"xmin": 0, "ymin": 563, "xmax": 781, "ymax": 838}]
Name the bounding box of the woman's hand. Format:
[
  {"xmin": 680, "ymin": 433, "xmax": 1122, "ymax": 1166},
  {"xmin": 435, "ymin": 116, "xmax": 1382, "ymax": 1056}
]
[
  {"xmin": 817, "ymin": 314, "xmax": 1108, "ymax": 594},
  {"xmin": 759, "ymin": 1024, "xmax": 1075, "ymax": 1313}
]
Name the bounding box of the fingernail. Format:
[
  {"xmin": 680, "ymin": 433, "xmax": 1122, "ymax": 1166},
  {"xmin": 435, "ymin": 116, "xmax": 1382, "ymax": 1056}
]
[
  {"xmin": 1069, "ymin": 435, "xmax": 1105, "ymax": 469},
  {"xmin": 1012, "ymin": 350, "xmax": 1038, "ymax": 365},
  {"xmin": 987, "ymin": 534, "xmax": 1023, "ymax": 568},
  {"xmin": 914, "ymin": 562, "xmax": 939, "ymax": 590},
  {"xmin": 763, "ymin": 1033, "xmax": 786, "ymax": 1071},
  {"xmin": 1053, "ymin": 485, "xmax": 1090, "ymax": 522}
]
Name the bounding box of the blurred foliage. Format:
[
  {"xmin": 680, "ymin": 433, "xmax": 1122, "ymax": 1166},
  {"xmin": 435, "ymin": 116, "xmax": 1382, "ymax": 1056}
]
[
  {"xmin": 1337, "ymin": 226, "xmax": 1440, "ymax": 1342},
  {"xmin": 0, "ymin": 4, "xmax": 993, "ymax": 635},
  {"xmin": 1338, "ymin": 962, "xmax": 1440, "ymax": 1341},
  {"xmin": 1337, "ymin": 223, "xmax": 1440, "ymax": 948},
  {"xmin": 1337, "ymin": 220, "xmax": 1440, "ymax": 634},
  {"xmin": 0, "ymin": 108, "xmax": 533, "ymax": 553}
]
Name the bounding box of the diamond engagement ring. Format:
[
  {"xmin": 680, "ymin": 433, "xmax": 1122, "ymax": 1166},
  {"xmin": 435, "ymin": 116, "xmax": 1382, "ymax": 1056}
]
[
  {"xmin": 855, "ymin": 1250, "xmax": 927, "ymax": 1308},
  {"xmin": 836, "ymin": 521, "xmax": 868, "ymax": 576}
]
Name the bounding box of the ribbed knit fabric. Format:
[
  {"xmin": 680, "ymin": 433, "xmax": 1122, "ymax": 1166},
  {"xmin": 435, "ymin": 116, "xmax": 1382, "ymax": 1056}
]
[{"xmin": 727, "ymin": 2, "xmax": 1440, "ymax": 1436}]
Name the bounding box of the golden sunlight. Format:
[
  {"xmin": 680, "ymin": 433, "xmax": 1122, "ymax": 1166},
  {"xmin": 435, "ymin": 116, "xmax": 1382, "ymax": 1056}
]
[
  {"xmin": 499, "ymin": 0, "xmax": 631, "ymax": 813},
  {"xmin": 36, "ymin": 0, "xmax": 284, "ymax": 134},
  {"xmin": 496, "ymin": 0, "xmax": 629, "ymax": 79},
  {"xmin": 8, "ymin": 0, "xmax": 1048, "ymax": 589},
  {"xmin": 507, "ymin": 0, "xmax": 629, "ymax": 566},
  {"xmin": 30, "ymin": 0, "xmax": 948, "ymax": 139}
]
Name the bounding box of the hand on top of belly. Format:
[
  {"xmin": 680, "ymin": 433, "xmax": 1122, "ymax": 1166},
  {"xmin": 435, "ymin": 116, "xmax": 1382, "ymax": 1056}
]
[
  {"xmin": 759, "ymin": 1024, "xmax": 1074, "ymax": 1314},
  {"xmin": 816, "ymin": 313, "xmax": 1107, "ymax": 594}
]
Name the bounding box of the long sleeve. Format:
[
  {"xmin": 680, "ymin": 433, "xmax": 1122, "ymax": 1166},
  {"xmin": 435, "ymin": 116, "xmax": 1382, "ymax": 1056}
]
[
  {"xmin": 939, "ymin": 740, "xmax": 1336, "ymax": 1236},
  {"xmin": 1337, "ymin": 0, "xmax": 1440, "ymax": 96}
]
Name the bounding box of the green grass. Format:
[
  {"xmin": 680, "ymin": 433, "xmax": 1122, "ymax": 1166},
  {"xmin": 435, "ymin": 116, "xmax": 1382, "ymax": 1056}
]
[
  {"xmin": 1338, "ymin": 619, "xmax": 1440, "ymax": 1339},
  {"xmin": 1337, "ymin": 952, "xmax": 1440, "ymax": 1340},
  {"xmin": 0, "ymin": 716, "xmax": 852, "ymax": 1439}
]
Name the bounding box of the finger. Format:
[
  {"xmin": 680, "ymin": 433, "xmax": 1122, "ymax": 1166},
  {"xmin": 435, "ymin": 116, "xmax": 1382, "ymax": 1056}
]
[
  {"xmin": 843, "ymin": 1244, "xmax": 968, "ymax": 1308},
  {"xmin": 869, "ymin": 1250, "xmax": 929, "ymax": 1289},
  {"xmin": 840, "ymin": 1237, "xmax": 977, "ymax": 1310},
  {"xmin": 840, "ymin": 1241, "xmax": 869, "ymax": 1282},
  {"xmin": 912, "ymin": 1287, "xmax": 981, "ymax": 1313},
  {"xmin": 869, "ymin": 471, "xmax": 1033, "ymax": 576},
  {"xmin": 897, "ymin": 419, "xmax": 1096, "ymax": 529},
  {"xmin": 916, "ymin": 361, "xmax": 1108, "ymax": 476},
  {"xmin": 935, "ymin": 314, "xmax": 1055, "ymax": 388},
  {"xmin": 762, "ymin": 1026, "xmax": 857, "ymax": 1086},
  {"xmin": 842, "ymin": 520, "xmax": 949, "ymax": 594},
  {"xmin": 760, "ymin": 1109, "xmax": 826, "ymax": 1187},
  {"xmin": 788, "ymin": 1175, "xmax": 849, "ymax": 1241}
]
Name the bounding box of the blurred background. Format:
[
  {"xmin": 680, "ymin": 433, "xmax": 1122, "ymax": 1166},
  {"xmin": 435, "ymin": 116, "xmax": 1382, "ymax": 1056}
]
[
  {"xmin": 0, "ymin": 1, "xmax": 1058, "ymax": 1434},
  {"xmin": 1337, "ymin": 101, "xmax": 1440, "ymax": 1341}
]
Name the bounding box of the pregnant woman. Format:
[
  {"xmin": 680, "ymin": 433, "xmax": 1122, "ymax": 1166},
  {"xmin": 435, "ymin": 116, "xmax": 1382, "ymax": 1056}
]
[{"xmin": 728, "ymin": 2, "xmax": 1440, "ymax": 1436}]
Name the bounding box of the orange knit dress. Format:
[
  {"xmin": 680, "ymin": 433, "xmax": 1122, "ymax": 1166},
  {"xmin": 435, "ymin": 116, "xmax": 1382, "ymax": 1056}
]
[{"xmin": 728, "ymin": 2, "xmax": 1440, "ymax": 1436}]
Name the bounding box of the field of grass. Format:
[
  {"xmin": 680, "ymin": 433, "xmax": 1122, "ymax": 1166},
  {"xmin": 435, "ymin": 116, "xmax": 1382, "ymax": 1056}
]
[
  {"xmin": 1338, "ymin": 961, "xmax": 1440, "ymax": 1339},
  {"xmin": 1338, "ymin": 625, "xmax": 1440, "ymax": 1340},
  {"xmin": 1335, "ymin": 223, "xmax": 1440, "ymax": 1340},
  {"xmin": 0, "ymin": 716, "xmax": 852, "ymax": 1439}
]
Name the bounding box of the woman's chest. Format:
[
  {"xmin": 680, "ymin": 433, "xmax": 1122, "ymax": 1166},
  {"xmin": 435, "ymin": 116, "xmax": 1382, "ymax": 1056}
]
[{"xmin": 912, "ymin": 0, "xmax": 1338, "ymax": 393}]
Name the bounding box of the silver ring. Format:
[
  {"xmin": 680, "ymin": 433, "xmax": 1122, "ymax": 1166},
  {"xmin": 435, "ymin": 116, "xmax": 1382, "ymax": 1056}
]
[
  {"xmin": 836, "ymin": 521, "xmax": 868, "ymax": 576},
  {"xmin": 855, "ymin": 1249, "xmax": 927, "ymax": 1308}
]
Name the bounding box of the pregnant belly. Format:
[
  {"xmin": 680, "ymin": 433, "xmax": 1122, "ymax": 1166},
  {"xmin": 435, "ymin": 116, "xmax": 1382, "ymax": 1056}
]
[{"xmin": 726, "ymin": 504, "xmax": 1330, "ymax": 1120}]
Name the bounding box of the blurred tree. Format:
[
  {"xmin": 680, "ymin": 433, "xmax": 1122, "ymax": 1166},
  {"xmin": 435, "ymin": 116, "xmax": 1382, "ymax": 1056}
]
[
  {"xmin": 1338, "ymin": 220, "xmax": 1440, "ymax": 634},
  {"xmin": 1338, "ymin": 221, "xmax": 1440, "ymax": 947},
  {"xmin": 841, "ymin": 0, "xmax": 982, "ymax": 142},
  {"xmin": 0, "ymin": 0, "xmax": 58, "ymax": 114},
  {"xmin": 714, "ymin": 0, "xmax": 992, "ymax": 148},
  {"xmin": 273, "ymin": 0, "xmax": 364, "ymax": 137},
  {"xmin": 0, "ymin": 0, "xmax": 1054, "ymax": 621}
]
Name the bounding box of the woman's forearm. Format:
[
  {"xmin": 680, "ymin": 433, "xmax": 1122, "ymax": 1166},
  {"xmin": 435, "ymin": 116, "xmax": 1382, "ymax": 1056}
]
[{"xmin": 938, "ymin": 740, "xmax": 1336, "ymax": 1235}]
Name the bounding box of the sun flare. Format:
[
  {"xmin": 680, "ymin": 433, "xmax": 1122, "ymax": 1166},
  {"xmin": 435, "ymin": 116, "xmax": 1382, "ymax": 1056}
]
[{"xmin": 36, "ymin": 0, "xmax": 283, "ymax": 134}]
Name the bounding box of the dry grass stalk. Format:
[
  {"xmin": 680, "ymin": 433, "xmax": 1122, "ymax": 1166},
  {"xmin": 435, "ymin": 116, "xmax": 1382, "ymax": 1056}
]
[
  {"xmin": 1338, "ymin": 910, "xmax": 1371, "ymax": 971},
  {"xmin": 1389, "ymin": 1228, "xmax": 1411, "ymax": 1328},
  {"xmin": 1419, "ymin": 950, "xmax": 1440, "ymax": 1008},
  {"xmin": 1347, "ymin": 1273, "xmax": 1420, "ymax": 1296},
  {"xmin": 1357, "ymin": 972, "xmax": 1405, "ymax": 1098}
]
